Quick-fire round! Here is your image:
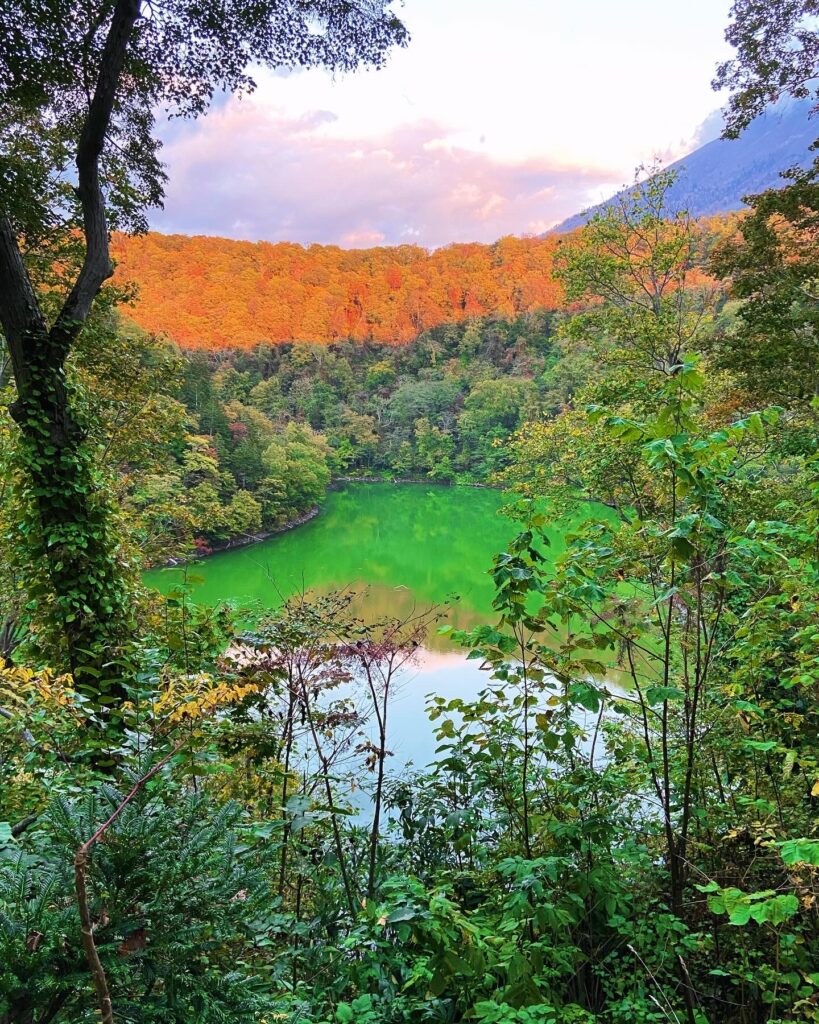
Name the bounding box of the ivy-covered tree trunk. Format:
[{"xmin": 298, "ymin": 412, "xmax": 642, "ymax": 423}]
[
  {"xmin": 0, "ymin": 239, "xmax": 133, "ymax": 701},
  {"xmin": 0, "ymin": 0, "xmax": 408, "ymax": 700},
  {"xmin": 0, "ymin": 0, "xmax": 140, "ymax": 703},
  {"xmin": 12, "ymin": 334, "xmax": 131, "ymax": 700}
]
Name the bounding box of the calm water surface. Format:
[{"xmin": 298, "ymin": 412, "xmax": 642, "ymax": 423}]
[{"xmin": 147, "ymin": 483, "xmax": 580, "ymax": 769}]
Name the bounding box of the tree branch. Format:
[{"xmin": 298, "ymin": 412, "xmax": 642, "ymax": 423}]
[
  {"xmin": 74, "ymin": 742, "xmax": 181, "ymax": 1024},
  {"xmin": 55, "ymin": 0, "xmax": 141, "ymax": 344},
  {"xmin": 0, "ymin": 216, "xmax": 47, "ymax": 394},
  {"xmin": 11, "ymin": 813, "xmax": 38, "ymax": 838}
]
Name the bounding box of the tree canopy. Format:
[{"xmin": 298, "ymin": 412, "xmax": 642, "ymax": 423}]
[
  {"xmin": 0, "ymin": 0, "xmax": 407, "ymax": 700},
  {"xmin": 714, "ymin": 0, "xmax": 819, "ymax": 141},
  {"xmin": 1, "ymin": 0, "xmax": 407, "ymax": 240}
]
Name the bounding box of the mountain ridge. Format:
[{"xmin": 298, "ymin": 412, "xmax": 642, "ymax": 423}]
[{"xmin": 553, "ymin": 99, "xmax": 816, "ymax": 233}]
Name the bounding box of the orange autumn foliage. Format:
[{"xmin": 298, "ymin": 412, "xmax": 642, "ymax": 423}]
[{"xmin": 111, "ymin": 232, "xmax": 566, "ymax": 350}]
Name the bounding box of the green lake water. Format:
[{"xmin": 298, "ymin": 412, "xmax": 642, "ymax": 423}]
[
  {"xmin": 148, "ymin": 483, "xmax": 520, "ymax": 637},
  {"xmin": 146, "ymin": 483, "xmax": 584, "ymax": 768}
]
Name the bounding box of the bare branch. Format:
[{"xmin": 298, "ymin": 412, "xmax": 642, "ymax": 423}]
[{"xmin": 74, "ymin": 742, "xmax": 181, "ymax": 1024}]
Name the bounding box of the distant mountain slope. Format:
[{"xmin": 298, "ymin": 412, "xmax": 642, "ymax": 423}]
[{"xmin": 555, "ymin": 100, "xmax": 816, "ymax": 233}]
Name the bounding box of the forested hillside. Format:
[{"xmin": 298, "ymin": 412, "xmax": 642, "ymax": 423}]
[
  {"xmin": 112, "ymin": 217, "xmax": 738, "ymax": 350},
  {"xmin": 112, "ymin": 312, "xmax": 586, "ymax": 563},
  {"xmin": 111, "ymin": 233, "xmax": 565, "ymax": 348}
]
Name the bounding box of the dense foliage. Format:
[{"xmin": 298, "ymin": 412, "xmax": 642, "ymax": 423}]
[
  {"xmin": 85, "ymin": 214, "xmax": 734, "ymax": 564},
  {"xmin": 110, "ymin": 232, "xmax": 565, "ymax": 348},
  {"xmin": 1, "ymin": 3, "xmax": 818, "ymax": 1022},
  {"xmin": 0, "ymin": 0, "xmax": 406, "ymax": 703},
  {"xmin": 108, "ymin": 225, "xmax": 746, "ymax": 350},
  {"xmin": 127, "ymin": 312, "xmax": 568, "ymax": 559},
  {"xmin": 1, "ymin": 308, "xmax": 577, "ymax": 568},
  {"xmin": 2, "ymin": 162, "xmax": 818, "ymax": 1023}
]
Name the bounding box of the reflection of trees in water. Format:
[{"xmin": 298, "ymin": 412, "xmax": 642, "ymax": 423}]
[
  {"xmin": 306, "ymin": 583, "xmax": 487, "ymax": 652},
  {"xmin": 148, "ymin": 485, "xmax": 610, "ymax": 659}
]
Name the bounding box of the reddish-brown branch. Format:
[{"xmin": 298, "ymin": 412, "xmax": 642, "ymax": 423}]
[{"xmin": 74, "ymin": 743, "xmax": 181, "ymax": 1023}]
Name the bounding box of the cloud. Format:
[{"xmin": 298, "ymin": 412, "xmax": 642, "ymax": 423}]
[
  {"xmin": 150, "ymin": 96, "xmax": 620, "ymax": 248},
  {"xmin": 690, "ymin": 107, "xmax": 727, "ymax": 147},
  {"xmin": 656, "ymin": 107, "xmax": 727, "ymax": 166},
  {"xmin": 292, "ymin": 109, "xmax": 339, "ymax": 132}
]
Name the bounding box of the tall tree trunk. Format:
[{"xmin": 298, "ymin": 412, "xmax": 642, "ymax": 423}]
[
  {"xmin": 0, "ymin": 0, "xmax": 140, "ymax": 703},
  {"xmin": 9, "ymin": 323, "xmax": 131, "ymax": 700}
]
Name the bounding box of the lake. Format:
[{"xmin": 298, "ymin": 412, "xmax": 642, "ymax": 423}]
[{"xmin": 146, "ymin": 482, "xmax": 580, "ymax": 769}]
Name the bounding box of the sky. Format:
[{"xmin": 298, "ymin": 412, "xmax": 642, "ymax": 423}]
[{"xmin": 151, "ymin": 0, "xmax": 736, "ymax": 249}]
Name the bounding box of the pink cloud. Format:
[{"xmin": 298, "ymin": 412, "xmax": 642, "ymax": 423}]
[
  {"xmin": 152, "ymin": 98, "xmax": 620, "ymax": 248},
  {"xmin": 341, "ymin": 229, "xmax": 387, "ymax": 245}
]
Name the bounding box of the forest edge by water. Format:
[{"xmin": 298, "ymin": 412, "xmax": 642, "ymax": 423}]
[{"xmin": 160, "ymin": 477, "xmax": 505, "ymax": 567}]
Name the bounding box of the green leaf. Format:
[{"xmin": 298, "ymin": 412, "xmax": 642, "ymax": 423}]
[
  {"xmin": 671, "ymin": 536, "xmax": 695, "ymax": 560},
  {"xmin": 751, "ymin": 894, "xmax": 798, "ymax": 926},
  {"xmin": 727, "ymin": 904, "xmax": 753, "ymax": 926},
  {"xmin": 569, "ymin": 681, "xmax": 601, "ymax": 713},
  {"xmin": 779, "ymin": 839, "xmax": 819, "ymax": 866},
  {"xmin": 746, "ymin": 412, "xmax": 765, "ymax": 438},
  {"xmin": 645, "ymin": 686, "xmax": 684, "ymax": 706},
  {"xmin": 651, "ymin": 586, "xmax": 678, "ymax": 606},
  {"xmin": 427, "ymin": 968, "xmax": 449, "ymax": 997},
  {"xmin": 385, "ymin": 906, "xmax": 416, "ymax": 924},
  {"xmin": 732, "ymin": 699, "xmax": 764, "ymax": 717}
]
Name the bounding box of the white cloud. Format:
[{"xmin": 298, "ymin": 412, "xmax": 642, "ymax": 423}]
[
  {"xmin": 150, "ymin": 0, "xmax": 736, "ymax": 246},
  {"xmin": 152, "ymin": 98, "xmax": 619, "ymax": 247}
]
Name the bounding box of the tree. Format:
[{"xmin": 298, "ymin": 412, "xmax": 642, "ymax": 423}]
[
  {"xmin": 714, "ymin": 0, "xmax": 819, "ymax": 142},
  {"xmin": 328, "ymin": 409, "xmax": 379, "ymax": 472},
  {"xmin": 366, "ymin": 360, "xmax": 397, "ymax": 392},
  {"xmin": 458, "ymin": 378, "xmax": 535, "ymax": 439},
  {"xmin": 710, "ymin": 0, "xmax": 819, "ymax": 405},
  {"xmin": 249, "ymin": 377, "xmax": 286, "ymax": 421},
  {"xmin": 387, "ymin": 379, "xmax": 461, "ymax": 432},
  {"xmin": 414, "ymin": 417, "xmax": 456, "ymax": 481},
  {"xmin": 555, "ymin": 169, "xmax": 719, "ymax": 378},
  {"xmin": 519, "ymin": 179, "xmax": 734, "ymax": 1024},
  {"xmin": 710, "ymin": 176, "xmax": 819, "ymax": 402},
  {"xmin": 261, "ymin": 423, "xmax": 331, "ymax": 521},
  {"xmin": 109, "ymin": 233, "xmax": 565, "ymax": 350},
  {"xmin": 0, "ymin": 0, "xmax": 407, "ymax": 698},
  {"xmin": 499, "ymin": 175, "xmax": 818, "ymax": 1024},
  {"xmin": 457, "ymin": 377, "xmax": 536, "ymax": 475},
  {"xmin": 222, "ymin": 490, "xmax": 263, "ymax": 540}
]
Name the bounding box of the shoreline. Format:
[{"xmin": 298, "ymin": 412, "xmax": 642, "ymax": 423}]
[
  {"xmin": 160, "ymin": 504, "xmax": 320, "ymax": 568},
  {"xmin": 158, "ymin": 477, "xmax": 503, "ymax": 568},
  {"xmin": 331, "ymin": 475, "xmax": 501, "ymax": 489}
]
